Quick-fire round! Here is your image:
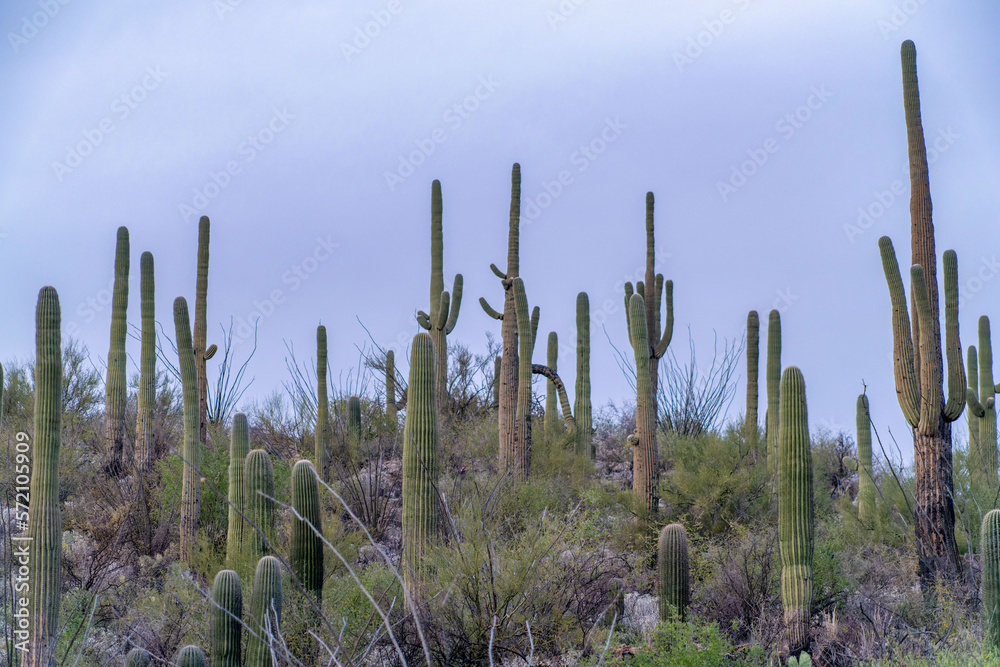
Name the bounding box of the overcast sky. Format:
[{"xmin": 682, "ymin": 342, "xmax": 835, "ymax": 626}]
[{"xmin": 2, "ymin": 1, "xmax": 998, "ymax": 464}]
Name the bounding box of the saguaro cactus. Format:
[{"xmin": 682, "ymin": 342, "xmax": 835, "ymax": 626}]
[
  {"xmin": 855, "ymin": 395, "xmax": 876, "ymax": 525},
  {"xmin": 176, "ymin": 645, "xmax": 206, "ymax": 667},
  {"xmin": 244, "ymin": 449, "xmax": 275, "ymax": 558},
  {"xmin": 967, "ymin": 316, "xmax": 998, "ymax": 487},
  {"xmin": 878, "ymin": 40, "xmax": 966, "ymax": 585},
  {"xmin": 194, "ymin": 216, "xmax": 217, "ymax": 447},
  {"xmin": 385, "ymin": 350, "xmax": 398, "ymax": 436},
  {"xmin": 291, "ymin": 460, "xmax": 324, "ymax": 598},
  {"xmin": 315, "ymin": 325, "xmax": 330, "ymax": 481},
  {"xmin": 746, "ymin": 310, "xmax": 759, "ymax": 451},
  {"xmin": 175, "ymin": 297, "xmax": 201, "ymax": 566},
  {"xmin": 544, "ymin": 331, "xmax": 562, "ymax": 441},
  {"xmin": 210, "ymin": 570, "xmax": 242, "ymax": 667},
  {"xmin": 226, "ymin": 413, "xmax": 250, "ymax": 566},
  {"xmin": 246, "ymin": 555, "xmax": 284, "ymax": 667},
  {"xmin": 766, "ymin": 310, "xmax": 781, "ymax": 473},
  {"xmin": 626, "ymin": 293, "xmax": 659, "ymax": 515},
  {"xmin": 658, "ymin": 523, "xmax": 690, "ymax": 621},
  {"xmin": 402, "ymin": 333, "xmax": 439, "ymax": 593},
  {"xmin": 105, "ymin": 226, "xmax": 129, "ymax": 475},
  {"xmin": 778, "ymin": 366, "xmax": 814, "ymax": 656},
  {"xmin": 27, "ymin": 287, "xmax": 62, "ymax": 666},
  {"xmin": 575, "ymin": 292, "xmax": 593, "ymax": 460},
  {"xmin": 982, "ymin": 508, "xmax": 1000, "ymax": 652},
  {"xmin": 511, "ymin": 278, "xmax": 540, "ymax": 477},
  {"xmin": 136, "ymin": 251, "xmax": 156, "ymax": 472},
  {"xmin": 126, "ymin": 648, "xmax": 151, "ymax": 667},
  {"xmin": 416, "ymin": 179, "xmax": 463, "ymax": 416},
  {"xmin": 347, "ymin": 396, "xmax": 362, "ymax": 460}
]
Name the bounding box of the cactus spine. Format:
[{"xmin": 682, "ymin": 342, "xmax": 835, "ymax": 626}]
[
  {"xmin": 347, "ymin": 396, "xmax": 362, "ymax": 460},
  {"xmin": 575, "ymin": 292, "xmax": 593, "ymax": 460},
  {"xmin": 105, "ymin": 226, "xmax": 129, "ymax": 476},
  {"xmin": 291, "ymin": 460, "xmax": 324, "ymax": 598},
  {"xmin": 402, "ymin": 333, "xmax": 439, "ymax": 593},
  {"xmin": 315, "ymin": 325, "xmax": 330, "ymax": 481},
  {"xmin": 210, "ymin": 570, "xmax": 242, "ymax": 667},
  {"xmin": 982, "ymin": 508, "xmax": 1000, "ymax": 651},
  {"xmin": 416, "ymin": 179, "xmax": 463, "ymax": 418},
  {"xmin": 27, "ymin": 286, "xmax": 62, "ymax": 665},
  {"xmin": 746, "ymin": 310, "xmax": 759, "ymax": 452},
  {"xmin": 244, "ymin": 449, "xmax": 275, "ymax": 558},
  {"xmin": 226, "ymin": 413, "xmax": 250, "ymax": 566},
  {"xmin": 856, "ymin": 395, "xmax": 876, "ymax": 525},
  {"xmin": 246, "ymin": 555, "xmax": 283, "ymax": 667},
  {"xmin": 176, "ymin": 645, "xmax": 207, "ymax": 667},
  {"xmin": 626, "ymin": 293, "xmax": 658, "ymax": 514},
  {"xmin": 658, "ymin": 523, "xmax": 690, "ymax": 621},
  {"xmin": 967, "ymin": 316, "xmax": 998, "ymax": 487},
  {"xmin": 544, "ymin": 331, "xmax": 562, "ymax": 442},
  {"xmin": 136, "ymin": 251, "xmax": 156, "ymax": 472},
  {"xmin": 766, "ymin": 309, "xmax": 782, "ymax": 473},
  {"xmin": 126, "ymin": 648, "xmax": 151, "ymax": 667},
  {"xmin": 778, "ymin": 366, "xmax": 813, "ymax": 656},
  {"xmin": 175, "ymin": 297, "xmax": 201, "ymax": 566},
  {"xmin": 512, "ymin": 277, "xmax": 539, "ymax": 478}
]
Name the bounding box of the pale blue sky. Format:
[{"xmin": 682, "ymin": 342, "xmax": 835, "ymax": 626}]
[{"xmin": 2, "ymin": 1, "xmax": 999, "ymax": 463}]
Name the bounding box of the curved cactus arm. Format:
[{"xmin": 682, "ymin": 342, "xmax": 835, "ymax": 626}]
[
  {"xmin": 490, "ymin": 263, "xmax": 507, "ymax": 280},
  {"xmin": 653, "ymin": 277, "xmax": 674, "ymax": 359},
  {"xmin": 878, "ymin": 236, "xmax": 920, "ymax": 427},
  {"xmin": 205, "ymin": 344, "xmax": 218, "ymax": 360},
  {"xmin": 532, "ymin": 364, "xmax": 576, "ymax": 431},
  {"xmin": 942, "ymin": 250, "xmax": 966, "ymax": 422},
  {"xmin": 529, "ymin": 306, "xmax": 540, "ymax": 354},
  {"xmin": 911, "ymin": 265, "xmax": 941, "ymax": 434},
  {"xmin": 842, "ymin": 456, "xmax": 859, "ymax": 472},
  {"xmin": 416, "ymin": 310, "xmax": 431, "ymax": 330},
  {"xmin": 445, "ymin": 274, "xmax": 463, "ymax": 334},
  {"xmin": 636, "ymin": 281, "xmax": 645, "ymax": 301},
  {"xmin": 434, "ymin": 291, "xmax": 451, "ymax": 330},
  {"xmin": 968, "ymin": 388, "xmax": 987, "ymax": 418},
  {"xmin": 970, "ymin": 345, "xmax": 981, "ymax": 399},
  {"xmin": 480, "ymin": 297, "xmax": 503, "ymax": 320}
]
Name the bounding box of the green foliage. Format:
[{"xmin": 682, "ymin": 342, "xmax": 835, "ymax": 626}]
[{"xmin": 598, "ymin": 617, "xmax": 765, "ymax": 667}]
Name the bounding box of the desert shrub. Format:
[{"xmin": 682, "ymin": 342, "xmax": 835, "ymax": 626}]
[{"xmin": 596, "ymin": 616, "xmax": 767, "ymax": 667}]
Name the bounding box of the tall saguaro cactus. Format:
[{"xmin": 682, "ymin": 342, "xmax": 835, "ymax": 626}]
[
  {"xmin": 511, "ymin": 278, "xmax": 540, "ymax": 478},
  {"xmin": 658, "ymin": 523, "xmax": 690, "ymax": 621},
  {"xmin": 745, "ymin": 310, "xmax": 759, "ymax": 451},
  {"xmin": 766, "ymin": 310, "xmax": 782, "ymax": 473},
  {"xmin": 575, "ymin": 292, "xmax": 593, "ymax": 460},
  {"xmin": 315, "ymin": 325, "xmax": 330, "ymax": 481},
  {"xmin": 402, "ymin": 333, "xmax": 440, "ymax": 593},
  {"xmin": 481, "ymin": 163, "xmax": 522, "ymax": 478},
  {"xmin": 416, "ymin": 180, "xmax": 463, "ymax": 417},
  {"xmin": 175, "ymin": 297, "xmax": 201, "ymax": 566},
  {"xmin": 244, "ymin": 449, "xmax": 275, "ymax": 558},
  {"xmin": 982, "ymin": 509, "xmax": 1000, "ymax": 652},
  {"xmin": 778, "ymin": 366, "xmax": 814, "ymax": 656},
  {"xmin": 291, "ymin": 460, "xmax": 324, "ymax": 598},
  {"xmin": 626, "ymin": 293, "xmax": 659, "ymax": 515},
  {"xmin": 226, "ymin": 413, "xmax": 250, "ymax": 566},
  {"xmin": 210, "ymin": 570, "xmax": 242, "ymax": 667},
  {"xmin": 195, "ymin": 216, "xmax": 217, "ymax": 447},
  {"xmin": 544, "ymin": 331, "xmax": 562, "ymax": 442},
  {"xmin": 27, "ymin": 287, "xmax": 63, "ymax": 666},
  {"xmin": 136, "ymin": 251, "xmax": 157, "ymax": 472},
  {"xmin": 879, "ymin": 40, "xmax": 966, "ymax": 585},
  {"xmin": 967, "ymin": 316, "xmax": 998, "ymax": 487},
  {"xmin": 105, "ymin": 226, "xmax": 129, "ymax": 476},
  {"xmin": 246, "ymin": 556, "xmax": 283, "ymax": 667}
]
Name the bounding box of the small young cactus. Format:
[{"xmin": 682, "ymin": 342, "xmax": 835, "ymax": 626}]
[
  {"xmin": 126, "ymin": 647, "xmax": 151, "ymax": 667},
  {"xmin": 658, "ymin": 523, "xmax": 690, "ymax": 621},
  {"xmin": 788, "ymin": 653, "xmax": 812, "ymax": 667},
  {"xmin": 243, "ymin": 449, "xmax": 275, "ymax": 558},
  {"xmin": 982, "ymin": 509, "xmax": 1000, "ymax": 652},
  {"xmin": 226, "ymin": 413, "xmax": 250, "ymax": 567},
  {"xmin": 246, "ymin": 556, "xmax": 283, "ymax": 667},
  {"xmin": 105, "ymin": 226, "xmax": 129, "ymax": 476},
  {"xmin": 316, "ymin": 325, "xmax": 330, "ymax": 481},
  {"xmin": 291, "ymin": 460, "xmax": 324, "ymax": 598},
  {"xmin": 210, "ymin": 570, "xmax": 242, "ymax": 667},
  {"xmin": 176, "ymin": 645, "xmax": 207, "ymax": 667}
]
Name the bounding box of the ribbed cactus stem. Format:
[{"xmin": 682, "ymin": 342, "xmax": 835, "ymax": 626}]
[
  {"xmin": 347, "ymin": 396, "xmax": 362, "ymax": 460},
  {"xmin": 27, "ymin": 287, "xmax": 62, "ymax": 665},
  {"xmin": 315, "ymin": 325, "xmax": 330, "ymax": 481},
  {"xmin": 639, "ymin": 193, "xmax": 674, "ymax": 412},
  {"xmin": 210, "ymin": 570, "xmax": 242, "ymax": 667},
  {"xmin": 175, "ymin": 297, "xmax": 201, "ymax": 566},
  {"xmin": 746, "ymin": 310, "xmax": 759, "ymax": 450},
  {"xmin": 226, "ymin": 413, "xmax": 250, "ymax": 566},
  {"xmin": 511, "ymin": 278, "xmax": 536, "ymax": 478},
  {"xmin": 136, "ymin": 251, "xmax": 156, "ymax": 472},
  {"xmin": 967, "ymin": 316, "xmax": 998, "ymax": 487},
  {"xmin": 176, "ymin": 645, "xmax": 207, "ymax": 667},
  {"xmin": 246, "ymin": 556, "xmax": 283, "ymax": 667},
  {"xmin": 575, "ymin": 292, "xmax": 593, "ymax": 460},
  {"xmin": 766, "ymin": 309, "xmax": 781, "ymax": 474},
  {"xmin": 385, "ymin": 350, "xmax": 398, "ymax": 435},
  {"xmin": 126, "ymin": 647, "xmax": 151, "ymax": 667},
  {"xmin": 627, "ymin": 293, "xmax": 658, "ymax": 514},
  {"xmin": 778, "ymin": 366, "xmax": 813, "ymax": 655},
  {"xmin": 105, "ymin": 226, "xmax": 129, "ymax": 476},
  {"xmin": 244, "ymin": 449, "xmax": 275, "ymax": 558},
  {"xmin": 658, "ymin": 523, "xmax": 690, "ymax": 621},
  {"xmin": 493, "ymin": 355, "xmax": 502, "ymax": 408},
  {"xmin": 856, "ymin": 395, "xmax": 876, "ymax": 525},
  {"xmin": 968, "ymin": 344, "xmax": 983, "ymax": 477},
  {"xmin": 291, "ymin": 460, "xmax": 324, "ymax": 598},
  {"xmin": 544, "ymin": 331, "xmax": 561, "ymax": 441},
  {"xmin": 195, "ymin": 216, "xmax": 211, "ymax": 448},
  {"xmin": 402, "ymin": 333, "xmax": 439, "ymax": 594},
  {"xmin": 982, "ymin": 509, "xmax": 1000, "ymax": 651}
]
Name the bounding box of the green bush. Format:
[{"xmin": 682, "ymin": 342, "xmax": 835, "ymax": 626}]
[{"xmin": 597, "ymin": 616, "xmax": 766, "ymax": 667}]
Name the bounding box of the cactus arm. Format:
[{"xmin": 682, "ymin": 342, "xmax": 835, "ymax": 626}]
[
  {"xmin": 624, "ymin": 282, "xmax": 635, "ymax": 346},
  {"xmin": 941, "ymin": 250, "xmax": 966, "ymax": 422},
  {"xmin": 532, "ymin": 363, "xmax": 576, "ymax": 431},
  {"xmin": 480, "ymin": 297, "xmax": 502, "ymax": 320},
  {"xmin": 490, "ymin": 263, "xmax": 507, "ymax": 280},
  {"xmin": 878, "ymin": 236, "xmax": 921, "ymax": 427},
  {"xmin": 434, "ymin": 291, "xmax": 451, "ymax": 330},
  {"xmin": 969, "ymin": 388, "xmax": 987, "ymax": 418},
  {"xmin": 653, "ymin": 278, "xmax": 674, "ymax": 359},
  {"xmin": 205, "ymin": 344, "xmax": 218, "ymax": 360},
  {"xmin": 843, "ymin": 456, "xmax": 859, "ymax": 471},
  {"xmin": 911, "ymin": 265, "xmax": 940, "ymax": 434},
  {"xmin": 636, "ymin": 281, "xmax": 645, "ymax": 301},
  {"xmin": 445, "ymin": 274, "xmax": 463, "ymax": 334},
  {"xmin": 416, "ymin": 311, "xmax": 431, "ymax": 329},
  {"xmin": 529, "ymin": 306, "xmax": 540, "ymax": 354}
]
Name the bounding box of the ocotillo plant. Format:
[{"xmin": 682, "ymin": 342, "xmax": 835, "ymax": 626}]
[
  {"xmin": 416, "ymin": 179, "xmax": 463, "ymax": 416},
  {"xmin": 746, "ymin": 310, "xmax": 759, "ymax": 452},
  {"xmin": 658, "ymin": 523, "xmax": 690, "ymax": 621},
  {"xmin": 766, "ymin": 309, "xmax": 781, "ymax": 474},
  {"xmin": 174, "ymin": 297, "xmax": 201, "ymax": 566},
  {"xmin": 575, "ymin": 292, "xmax": 593, "ymax": 460},
  {"xmin": 27, "ymin": 287, "xmax": 62, "ymax": 666},
  {"xmin": 136, "ymin": 251, "xmax": 157, "ymax": 472},
  {"xmin": 544, "ymin": 331, "xmax": 562, "ymax": 442},
  {"xmin": 856, "ymin": 395, "xmax": 876, "ymax": 525},
  {"xmin": 511, "ymin": 277, "xmax": 540, "ymax": 477},
  {"xmin": 982, "ymin": 509, "xmax": 1000, "ymax": 652},
  {"xmin": 226, "ymin": 413, "xmax": 250, "ymax": 566},
  {"xmin": 878, "ymin": 40, "xmax": 967, "ymax": 585},
  {"xmin": 402, "ymin": 333, "xmax": 439, "ymax": 594},
  {"xmin": 244, "ymin": 449, "xmax": 275, "ymax": 558},
  {"xmin": 316, "ymin": 325, "xmax": 330, "ymax": 481},
  {"xmin": 176, "ymin": 645, "xmax": 207, "ymax": 667},
  {"xmin": 626, "ymin": 293, "xmax": 658, "ymax": 515},
  {"xmin": 105, "ymin": 226, "xmax": 129, "ymax": 476},
  {"xmin": 778, "ymin": 366, "xmax": 814, "ymax": 656},
  {"xmin": 624, "ymin": 192, "xmax": 674, "ymax": 418},
  {"xmin": 210, "ymin": 570, "xmax": 242, "ymax": 667},
  {"xmin": 126, "ymin": 648, "xmax": 151, "ymax": 667},
  {"xmin": 291, "ymin": 460, "xmax": 324, "ymax": 598},
  {"xmin": 246, "ymin": 556, "xmax": 283, "ymax": 667},
  {"xmin": 967, "ymin": 316, "xmax": 998, "ymax": 487},
  {"xmin": 481, "ymin": 163, "xmax": 522, "ymax": 477},
  {"xmin": 194, "ymin": 216, "xmax": 218, "ymax": 447},
  {"xmin": 347, "ymin": 396, "xmax": 362, "ymax": 460}
]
